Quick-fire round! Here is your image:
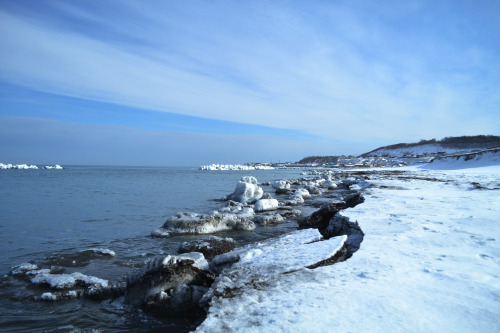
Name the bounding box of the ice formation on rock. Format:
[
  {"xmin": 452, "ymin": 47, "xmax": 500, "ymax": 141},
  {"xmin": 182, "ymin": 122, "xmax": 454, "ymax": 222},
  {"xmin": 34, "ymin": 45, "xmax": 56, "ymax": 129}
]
[{"xmin": 254, "ymin": 198, "xmax": 279, "ymax": 212}]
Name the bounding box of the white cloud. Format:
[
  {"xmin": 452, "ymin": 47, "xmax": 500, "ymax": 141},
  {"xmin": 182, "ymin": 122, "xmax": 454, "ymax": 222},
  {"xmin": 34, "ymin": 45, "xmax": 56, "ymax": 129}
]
[{"xmin": 0, "ymin": 1, "xmax": 498, "ymax": 145}]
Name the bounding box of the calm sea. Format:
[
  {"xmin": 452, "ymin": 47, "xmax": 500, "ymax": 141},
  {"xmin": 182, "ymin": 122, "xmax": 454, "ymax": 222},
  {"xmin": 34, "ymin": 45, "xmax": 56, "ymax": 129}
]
[{"xmin": 0, "ymin": 166, "xmax": 305, "ymax": 332}]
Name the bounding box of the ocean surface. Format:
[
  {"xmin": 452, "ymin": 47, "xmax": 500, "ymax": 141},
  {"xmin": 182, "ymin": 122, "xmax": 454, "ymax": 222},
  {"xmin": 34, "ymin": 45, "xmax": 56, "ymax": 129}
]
[{"xmin": 0, "ymin": 166, "xmax": 307, "ymax": 332}]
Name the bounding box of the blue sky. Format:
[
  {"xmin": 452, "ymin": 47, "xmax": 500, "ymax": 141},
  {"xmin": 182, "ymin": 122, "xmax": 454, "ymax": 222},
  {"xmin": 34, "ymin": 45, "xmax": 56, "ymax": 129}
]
[{"xmin": 1, "ymin": 0, "xmax": 499, "ymax": 166}]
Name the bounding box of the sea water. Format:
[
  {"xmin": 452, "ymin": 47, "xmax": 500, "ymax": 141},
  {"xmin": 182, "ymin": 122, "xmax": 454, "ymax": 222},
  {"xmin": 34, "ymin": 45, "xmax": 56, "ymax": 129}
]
[{"xmin": 0, "ymin": 166, "xmax": 306, "ymax": 332}]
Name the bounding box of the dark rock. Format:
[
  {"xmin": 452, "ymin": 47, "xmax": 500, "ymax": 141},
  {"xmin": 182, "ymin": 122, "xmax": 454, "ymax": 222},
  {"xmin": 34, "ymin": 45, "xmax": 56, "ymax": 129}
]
[
  {"xmin": 323, "ymin": 213, "xmax": 364, "ymax": 259},
  {"xmin": 297, "ymin": 193, "xmax": 364, "ymax": 233},
  {"xmin": 178, "ymin": 236, "xmax": 237, "ymax": 259},
  {"xmin": 124, "ymin": 254, "xmax": 215, "ymax": 316}
]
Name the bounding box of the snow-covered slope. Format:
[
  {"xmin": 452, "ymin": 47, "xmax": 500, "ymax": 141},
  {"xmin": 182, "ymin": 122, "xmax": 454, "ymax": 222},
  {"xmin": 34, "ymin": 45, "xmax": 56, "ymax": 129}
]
[
  {"xmin": 420, "ymin": 148, "xmax": 500, "ymax": 170},
  {"xmin": 366, "ymin": 144, "xmax": 480, "ymax": 157},
  {"xmin": 196, "ymin": 165, "xmax": 500, "ymax": 332}
]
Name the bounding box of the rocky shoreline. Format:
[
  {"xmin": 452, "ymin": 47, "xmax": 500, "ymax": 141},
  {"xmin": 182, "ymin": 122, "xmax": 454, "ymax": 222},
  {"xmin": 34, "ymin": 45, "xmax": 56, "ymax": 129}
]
[{"xmin": 7, "ymin": 170, "xmax": 368, "ymax": 330}]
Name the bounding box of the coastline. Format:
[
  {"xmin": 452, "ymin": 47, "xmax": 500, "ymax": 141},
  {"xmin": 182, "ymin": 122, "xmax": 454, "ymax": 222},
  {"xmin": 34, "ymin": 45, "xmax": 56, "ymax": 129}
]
[{"xmin": 197, "ymin": 165, "xmax": 500, "ymax": 332}]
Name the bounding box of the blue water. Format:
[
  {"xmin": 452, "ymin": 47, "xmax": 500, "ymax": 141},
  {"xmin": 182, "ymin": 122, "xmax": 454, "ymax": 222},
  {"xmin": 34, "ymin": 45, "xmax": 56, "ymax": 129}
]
[{"xmin": 0, "ymin": 166, "xmax": 306, "ymax": 332}]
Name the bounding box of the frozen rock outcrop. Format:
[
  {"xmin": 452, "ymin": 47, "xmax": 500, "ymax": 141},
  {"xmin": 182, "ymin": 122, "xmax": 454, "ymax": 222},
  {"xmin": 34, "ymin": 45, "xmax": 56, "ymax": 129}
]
[
  {"xmin": 151, "ymin": 209, "xmax": 255, "ymax": 237},
  {"xmin": 324, "ymin": 213, "xmax": 364, "ymax": 258},
  {"xmin": 297, "ymin": 193, "xmax": 364, "ymax": 232},
  {"xmin": 125, "ymin": 253, "xmax": 215, "ymax": 316},
  {"xmin": 178, "ymin": 236, "xmax": 237, "ymax": 259},
  {"xmin": 254, "ymin": 199, "xmax": 279, "ymax": 212},
  {"xmin": 253, "ymin": 213, "xmax": 284, "ymax": 225}
]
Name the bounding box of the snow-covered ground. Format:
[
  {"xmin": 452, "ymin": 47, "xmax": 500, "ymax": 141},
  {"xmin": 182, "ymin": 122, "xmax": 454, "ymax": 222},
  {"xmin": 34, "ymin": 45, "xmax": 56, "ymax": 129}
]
[{"xmin": 196, "ymin": 159, "xmax": 500, "ymax": 332}]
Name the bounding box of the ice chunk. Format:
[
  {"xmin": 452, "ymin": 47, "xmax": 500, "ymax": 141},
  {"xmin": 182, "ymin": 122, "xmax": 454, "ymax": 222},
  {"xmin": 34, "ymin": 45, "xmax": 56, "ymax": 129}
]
[{"xmin": 254, "ymin": 199, "xmax": 279, "ymax": 212}]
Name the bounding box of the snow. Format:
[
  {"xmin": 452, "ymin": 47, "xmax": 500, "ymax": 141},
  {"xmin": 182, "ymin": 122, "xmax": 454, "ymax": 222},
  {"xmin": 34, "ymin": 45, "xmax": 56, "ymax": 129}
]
[
  {"xmin": 254, "ymin": 199, "xmax": 279, "ymax": 212},
  {"xmin": 31, "ymin": 271, "xmax": 109, "ymax": 289},
  {"xmin": 368, "ymin": 144, "xmax": 483, "ymax": 157},
  {"xmin": 196, "ymin": 164, "xmax": 500, "ymax": 332}
]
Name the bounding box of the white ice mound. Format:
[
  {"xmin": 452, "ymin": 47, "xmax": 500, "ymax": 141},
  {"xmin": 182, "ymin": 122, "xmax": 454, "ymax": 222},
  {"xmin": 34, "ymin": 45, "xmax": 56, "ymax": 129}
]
[
  {"xmin": 272, "ymin": 180, "xmax": 291, "ymax": 193},
  {"xmin": 151, "ymin": 209, "xmax": 256, "ymax": 237},
  {"xmin": 254, "ymin": 199, "xmax": 279, "ymax": 212},
  {"xmin": 226, "ymin": 177, "xmax": 264, "ymax": 203},
  {"xmin": 295, "ymin": 188, "xmax": 311, "ymax": 199},
  {"xmin": 323, "ymin": 179, "xmax": 338, "ymax": 189}
]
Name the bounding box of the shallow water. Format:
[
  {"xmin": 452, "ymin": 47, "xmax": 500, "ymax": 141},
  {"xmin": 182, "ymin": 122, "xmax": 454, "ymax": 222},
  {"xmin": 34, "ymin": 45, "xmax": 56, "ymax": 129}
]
[{"xmin": 0, "ymin": 166, "xmax": 318, "ymax": 332}]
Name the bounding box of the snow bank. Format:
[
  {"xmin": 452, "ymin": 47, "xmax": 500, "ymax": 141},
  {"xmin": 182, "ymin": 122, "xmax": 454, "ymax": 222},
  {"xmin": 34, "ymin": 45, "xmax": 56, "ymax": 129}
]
[{"xmin": 196, "ymin": 167, "xmax": 500, "ymax": 332}]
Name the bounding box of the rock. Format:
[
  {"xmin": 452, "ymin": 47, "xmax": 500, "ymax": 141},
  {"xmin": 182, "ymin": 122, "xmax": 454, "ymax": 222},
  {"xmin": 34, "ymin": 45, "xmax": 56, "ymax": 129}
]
[
  {"xmin": 151, "ymin": 210, "xmax": 256, "ymax": 237},
  {"xmin": 226, "ymin": 177, "xmax": 264, "ymax": 204},
  {"xmin": 253, "ymin": 213, "xmax": 284, "ymax": 225},
  {"xmin": 261, "ymin": 192, "xmax": 273, "ymax": 199},
  {"xmin": 297, "ymin": 193, "xmax": 364, "ymax": 232},
  {"xmin": 178, "ymin": 236, "xmax": 237, "ymax": 259},
  {"xmin": 323, "ymin": 213, "xmax": 364, "ymax": 259},
  {"xmin": 125, "ymin": 254, "xmax": 215, "ymax": 316},
  {"xmin": 278, "ymin": 207, "xmax": 302, "ymax": 218},
  {"xmin": 254, "ymin": 199, "xmax": 279, "ymax": 212},
  {"xmin": 272, "ymin": 180, "xmax": 291, "ymax": 194}
]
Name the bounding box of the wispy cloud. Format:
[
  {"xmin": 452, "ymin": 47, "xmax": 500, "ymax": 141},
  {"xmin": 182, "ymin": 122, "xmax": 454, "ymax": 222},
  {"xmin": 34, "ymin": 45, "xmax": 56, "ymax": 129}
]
[{"xmin": 1, "ymin": 0, "xmax": 499, "ymax": 147}]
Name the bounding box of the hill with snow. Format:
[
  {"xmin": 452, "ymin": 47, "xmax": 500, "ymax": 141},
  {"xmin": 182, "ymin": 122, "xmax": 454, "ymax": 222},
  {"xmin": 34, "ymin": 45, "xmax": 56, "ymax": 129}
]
[{"xmin": 363, "ymin": 135, "xmax": 500, "ymax": 157}]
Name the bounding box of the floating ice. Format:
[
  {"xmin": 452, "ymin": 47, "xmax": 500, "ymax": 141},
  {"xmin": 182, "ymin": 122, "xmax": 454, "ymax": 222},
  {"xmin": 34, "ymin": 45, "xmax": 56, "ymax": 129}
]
[
  {"xmin": 0, "ymin": 163, "xmax": 62, "ymax": 170},
  {"xmin": 200, "ymin": 164, "xmax": 274, "ymax": 171}
]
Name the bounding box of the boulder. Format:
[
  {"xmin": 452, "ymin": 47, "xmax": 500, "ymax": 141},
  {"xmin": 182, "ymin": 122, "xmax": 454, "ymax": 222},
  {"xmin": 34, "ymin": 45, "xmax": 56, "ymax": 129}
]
[
  {"xmin": 253, "ymin": 213, "xmax": 284, "ymax": 225},
  {"xmin": 124, "ymin": 253, "xmax": 215, "ymax": 316},
  {"xmin": 151, "ymin": 209, "xmax": 255, "ymax": 237},
  {"xmin": 323, "ymin": 213, "xmax": 364, "ymax": 259},
  {"xmin": 297, "ymin": 193, "xmax": 364, "ymax": 232},
  {"xmin": 178, "ymin": 236, "xmax": 237, "ymax": 259}
]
